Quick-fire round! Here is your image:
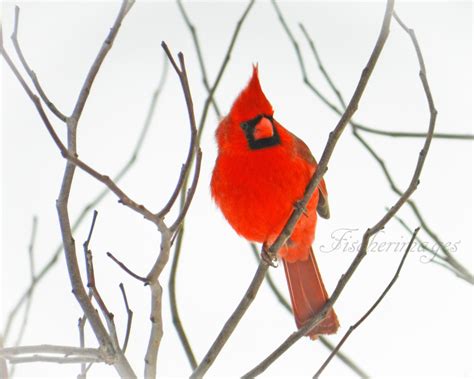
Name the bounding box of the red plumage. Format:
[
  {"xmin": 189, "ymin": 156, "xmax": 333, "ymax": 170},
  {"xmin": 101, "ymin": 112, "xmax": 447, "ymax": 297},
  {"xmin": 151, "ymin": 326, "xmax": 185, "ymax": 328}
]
[{"xmin": 211, "ymin": 66, "xmax": 338, "ymax": 338}]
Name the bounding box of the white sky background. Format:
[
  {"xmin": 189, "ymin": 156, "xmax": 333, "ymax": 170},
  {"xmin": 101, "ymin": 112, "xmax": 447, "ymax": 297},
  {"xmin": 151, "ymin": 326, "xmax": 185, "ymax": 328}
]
[{"xmin": 1, "ymin": 1, "xmax": 473, "ymax": 378}]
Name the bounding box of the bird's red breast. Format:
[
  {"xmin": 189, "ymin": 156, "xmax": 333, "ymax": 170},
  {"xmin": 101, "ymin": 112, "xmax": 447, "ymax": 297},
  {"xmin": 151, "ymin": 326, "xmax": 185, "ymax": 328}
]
[{"xmin": 211, "ymin": 66, "xmax": 325, "ymax": 262}]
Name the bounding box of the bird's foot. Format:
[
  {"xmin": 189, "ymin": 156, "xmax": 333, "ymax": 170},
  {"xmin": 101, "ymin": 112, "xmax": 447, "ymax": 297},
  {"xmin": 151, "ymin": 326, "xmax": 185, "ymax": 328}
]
[{"xmin": 261, "ymin": 246, "xmax": 278, "ymax": 268}]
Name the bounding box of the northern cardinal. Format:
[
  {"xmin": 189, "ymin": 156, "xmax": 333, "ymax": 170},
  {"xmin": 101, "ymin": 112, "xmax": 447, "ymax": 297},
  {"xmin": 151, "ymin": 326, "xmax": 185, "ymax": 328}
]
[{"xmin": 210, "ymin": 66, "xmax": 339, "ymax": 338}]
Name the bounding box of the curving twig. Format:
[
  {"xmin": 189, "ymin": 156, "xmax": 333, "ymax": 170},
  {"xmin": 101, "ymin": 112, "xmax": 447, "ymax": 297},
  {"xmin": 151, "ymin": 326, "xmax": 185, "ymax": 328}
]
[
  {"xmin": 176, "ymin": 0, "xmax": 221, "ymax": 118},
  {"xmin": 11, "ymin": 6, "xmax": 67, "ymax": 121},
  {"xmin": 294, "ymin": 15, "xmax": 473, "ymax": 283},
  {"xmin": 298, "ymin": 23, "xmax": 472, "ymax": 142},
  {"xmin": 314, "ymin": 227, "xmax": 420, "ymax": 378},
  {"xmin": 118, "ymin": 283, "xmax": 133, "ymax": 353}
]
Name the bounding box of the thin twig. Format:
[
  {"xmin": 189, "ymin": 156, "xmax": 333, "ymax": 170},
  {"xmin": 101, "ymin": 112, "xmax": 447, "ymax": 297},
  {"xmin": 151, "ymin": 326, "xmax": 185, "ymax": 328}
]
[
  {"xmin": 176, "ymin": 0, "xmax": 221, "ymax": 118},
  {"xmin": 196, "ymin": 0, "xmax": 255, "ymax": 139},
  {"xmin": 296, "ymin": 16, "xmax": 473, "ymax": 283},
  {"xmin": 159, "ymin": 42, "xmax": 201, "ymax": 231},
  {"xmin": 353, "ymin": 123, "xmax": 473, "ymax": 140},
  {"xmin": 392, "ymin": 11, "xmax": 473, "ymax": 284},
  {"xmin": 170, "ymin": 149, "xmax": 202, "ymax": 232},
  {"xmin": 271, "ymin": 0, "xmax": 341, "ymax": 115},
  {"xmin": 190, "ymin": 261, "xmax": 269, "ymax": 379},
  {"xmin": 71, "ymin": 0, "xmax": 135, "ymax": 120},
  {"xmin": 78, "ymin": 316, "xmax": 87, "ymax": 379},
  {"xmin": 298, "ymin": 23, "xmax": 472, "ymax": 141},
  {"xmin": 391, "ymin": 212, "xmax": 465, "ymax": 280},
  {"xmin": 250, "ymin": 244, "xmax": 368, "ymax": 378},
  {"xmin": 141, "ymin": 43, "xmax": 200, "ymax": 379},
  {"xmin": 106, "ymin": 252, "xmax": 148, "ymax": 283},
  {"xmin": 11, "ymin": 6, "xmax": 67, "ymax": 121},
  {"xmin": 0, "ymin": 336, "xmax": 8, "ymax": 379},
  {"xmin": 118, "ymin": 283, "xmax": 133, "ymax": 353},
  {"xmin": 314, "ymin": 228, "xmax": 420, "ymax": 378},
  {"xmin": 169, "ymin": 228, "xmax": 197, "ymax": 369},
  {"xmin": 82, "ymin": 211, "xmax": 121, "ymax": 351},
  {"xmin": 13, "ymin": 216, "xmax": 37, "ymax": 346},
  {"xmin": 250, "ymin": 244, "xmax": 291, "ymax": 313}
]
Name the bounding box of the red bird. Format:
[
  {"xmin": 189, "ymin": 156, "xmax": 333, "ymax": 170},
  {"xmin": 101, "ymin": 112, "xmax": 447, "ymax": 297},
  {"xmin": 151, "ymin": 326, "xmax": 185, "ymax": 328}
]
[{"xmin": 210, "ymin": 66, "xmax": 339, "ymax": 338}]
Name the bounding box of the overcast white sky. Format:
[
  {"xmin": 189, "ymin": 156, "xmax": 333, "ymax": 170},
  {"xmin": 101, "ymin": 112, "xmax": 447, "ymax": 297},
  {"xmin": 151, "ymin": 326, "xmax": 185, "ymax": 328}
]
[{"xmin": 1, "ymin": 1, "xmax": 473, "ymax": 378}]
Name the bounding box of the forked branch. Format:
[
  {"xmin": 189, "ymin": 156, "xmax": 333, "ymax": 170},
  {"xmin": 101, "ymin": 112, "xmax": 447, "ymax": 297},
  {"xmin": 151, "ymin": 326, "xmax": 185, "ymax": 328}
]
[{"xmin": 191, "ymin": 1, "xmax": 395, "ymax": 377}]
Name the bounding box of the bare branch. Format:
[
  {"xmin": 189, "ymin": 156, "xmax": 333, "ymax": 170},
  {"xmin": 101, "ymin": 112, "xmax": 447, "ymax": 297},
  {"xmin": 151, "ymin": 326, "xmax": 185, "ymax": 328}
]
[
  {"xmin": 264, "ymin": 0, "xmax": 395, "ymax": 261},
  {"xmin": 5, "ymin": 216, "xmax": 39, "ymax": 377},
  {"xmin": 317, "ymin": 337, "xmax": 368, "ymax": 378},
  {"xmin": 32, "ymin": 2, "xmax": 137, "ymax": 376},
  {"xmin": 192, "ymin": 0, "xmax": 395, "ymax": 375},
  {"xmin": 77, "ymin": 316, "xmax": 87, "ymax": 379},
  {"xmin": 271, "ymin": 0, "xmax": 340, "ymax": 115},
  {"xmin": 169, "ymin": 228, "xmax": 197, "ymax": 370},
  {"xmin": 250, "ymin": 244, "xmax": 291, "ymax": 312},
  {"xmin": 11, "ymin": 6, "xmax": 67, "ymax": 121},
  {"xmin": 144, "ymin": 279, "xmax": 165, "ymax": 379},
  {"xmin": 353, "ymin": 123, "xmax": 473, "ymax": 140},
  {"xmin": 242, "ymin": 4, "xmax": 444, "ymax": 376},
  {"xmin": 8, "ymin": 356, "xmax": 101, "ymax": 365},
  {"xmin": 118, "ymin": 283, "xmax": 133, "ymax": 353},
  {"xmin": 71, "ymin": 0, "xmax": 135, "ymax": 120},
  {"xmin": 142, "ymin": 43, "xmax": 200, "ymax": 379},
  {"xmin": 0, "ymin": 43, "xmax": 67, "ymax": 152},
  {"xmin": 168, "ymin": 1, "xmax": 256, "ymax": 371},
  {"xmin": 176, "ymin": 0, "xmax": 221, "ymax": 118},
  {"xmin": 391, "ymin": 212, "xmax": 463, "ymax": 278},
  {"xmin": 82, "ymin": 211, "xmax": 121, "ymax": 351},
  {"xmin": 196, "ymin": 0, "xmax": 255, "ymax": 139},
  {"xmin": 190, "ymin": 261, "xmax": 269, "ymax": 378},
  {"xmin": 2, "ymin": 55, "xmax": 168, "ymax": 341},
  {"xmin": 106, "ymin": 252, "xmax": 148, "ymax": 283},
  {"xmin": 296, "ymin": 13, "xmax": 472, "ymax": 283},
  {"xmin": 157, "ymin": 43, "xmax": 199, "ymax": 221},
  {"xmin": 250, "ymin": 244, "xmax": 369, "ymax": 378},
  {"xmin": 314, "ymin": 228, "xmax": 420, "ymax": 378},
  {"xmin": 0, "ymin": 336, "xmax": 8, "ymax": 379},
  {"xmin": 170, "ymin": 149, "xmax": 202, "ymax": 232},
  {"xmin": 298, "ymin": 22, "xmax": 472, "ymax": 141},
  {"xmin": 392, "ymin": 12, "xmax": 474, "ymax": 284},
  {"xmin": 0, "ymin": 345, "xmax": 100, "ymax": 358},
  {"xmin": 12, "ymin": 216, "xmax": 37, "ymax": 346}
]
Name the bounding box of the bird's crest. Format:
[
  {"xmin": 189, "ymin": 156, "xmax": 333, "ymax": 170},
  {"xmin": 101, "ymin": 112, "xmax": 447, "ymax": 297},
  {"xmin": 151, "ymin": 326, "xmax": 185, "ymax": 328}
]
[{"xmin": 229, "ymin": 65, "xmax": 274, "ymax": 122}]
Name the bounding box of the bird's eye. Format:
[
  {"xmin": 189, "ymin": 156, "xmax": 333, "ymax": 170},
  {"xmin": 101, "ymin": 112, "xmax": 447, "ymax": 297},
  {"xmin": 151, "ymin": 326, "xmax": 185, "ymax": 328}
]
[{"xmin": 240, "ymin": 122, "xmax": 249, "ymax": 131}]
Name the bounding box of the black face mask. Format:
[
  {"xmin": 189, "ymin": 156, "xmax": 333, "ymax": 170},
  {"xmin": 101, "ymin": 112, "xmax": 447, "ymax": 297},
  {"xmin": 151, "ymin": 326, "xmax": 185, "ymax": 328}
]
[{"xmin": 240, "ymin": 114, "xmax": 281, "ymax": 150}]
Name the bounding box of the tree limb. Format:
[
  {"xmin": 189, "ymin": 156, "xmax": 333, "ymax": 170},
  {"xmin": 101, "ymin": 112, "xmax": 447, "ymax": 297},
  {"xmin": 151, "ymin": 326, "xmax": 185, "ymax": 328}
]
[{"xmin": 313, "ymin": 227, "xmax": 420, "ymax": 378}]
